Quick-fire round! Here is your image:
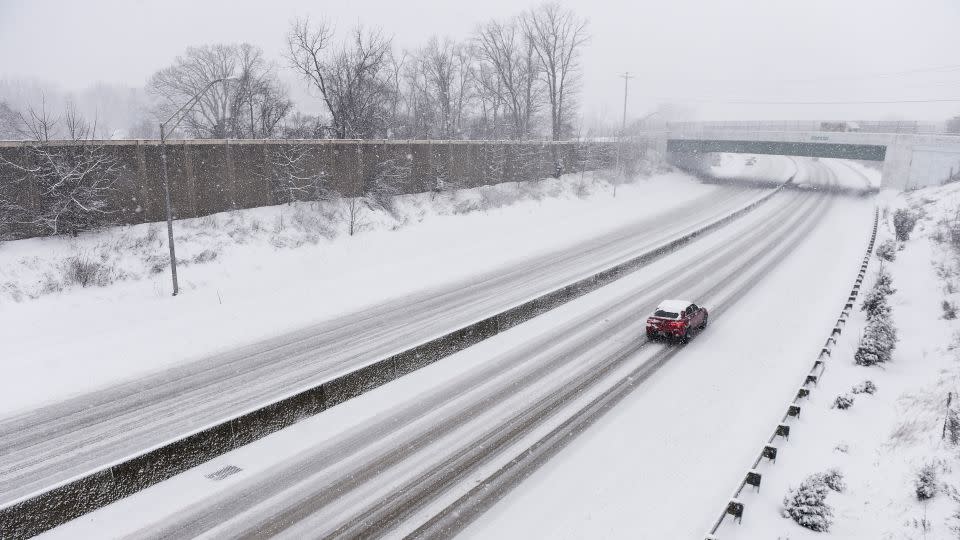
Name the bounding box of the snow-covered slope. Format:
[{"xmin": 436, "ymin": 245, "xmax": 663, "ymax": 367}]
[{"xmin": 720, "ymin": 181, "xmax": 960, "ymax": 539}]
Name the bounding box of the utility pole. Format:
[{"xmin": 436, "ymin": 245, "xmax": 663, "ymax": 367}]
[
  {"xmin": 615, "ymin": 72, "xmax": 633, "ymax": 177},
  {"xmin": 621, "ymin": 72, "xmax": 632, "ymax": 133}
]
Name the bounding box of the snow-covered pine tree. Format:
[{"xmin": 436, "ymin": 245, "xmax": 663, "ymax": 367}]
[
  {"xmin": 876, "ymin": 238, "xmax": 897, "ymax": 262},
  {"xmin": 782, "ymin": 475, "xmax": 834, "ymax": 532},
  {"xmin": 855, "ymin": 311, "xmax": 897, "ymax": 366},
  {"xmin": 916, "ymin": 464, "xmax": 939, "ymax": 501},
  {"xmin": 833, "ymin": 394, "xmax": 855, "ymax": 410},
  {"xmin": 814, "ymin": 469, "xmax": 847, "ymax": 493},
  {"xmin": 874, "ymin": 267, "xmax": 896, "ymax": 296},
  {"xmin": 893, "ymin": 208, "xmax": 918, "ymax": 241},
  {"xmin": 856, "ymin": 267, "xmax": 899, "ymax": 366},
  {"xmin": 860, "ymin": 285, "xmax": 891, "ymax": 320}
]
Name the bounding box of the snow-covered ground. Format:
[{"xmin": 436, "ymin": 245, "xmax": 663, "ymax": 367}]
[
  {"xmin": 718, "ymin": 181, "xmax": 960, "ymax": 539},
  {"xmin": 37, "ymin": 160, "xmax": 875, "ymax": 539},
  {"xmin": 0, "ymin": 169, "xmax": 724, "ymax": 415},
  {"xmin": 709, "ymin": 152, "xmax": 882, "ymax": 191},
  {"xmin": 709, "ymin": 153, "xmax": 798, "ymax": 182}
]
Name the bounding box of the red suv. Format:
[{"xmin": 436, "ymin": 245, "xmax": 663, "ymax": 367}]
[{"xmin": 646, "ymin": 300, "xmax": 709, "ymax": 342}]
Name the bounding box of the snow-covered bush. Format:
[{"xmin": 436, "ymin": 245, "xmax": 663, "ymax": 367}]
[
  {"xmin": 915, "ymin": 464, "xmax": 939, "ymax": 501},
  {"xmin": 59, "ymin": 256, "xmax": 122, "ymax": 288},
  {"xmin": 855, "ymin": 313, "xmax": 898, "ymax": 366},
  {"xmin": 949, "ymin": 215, "xmax": 960, "ymax": 252},
  {"xmin": 852, "ymin": 380, "xmax": 878, "ymax": 395},
  {"xmin": 875, "ymin": 267, "xmax": 896, "ymax": 296},
  {"xmin": 861, "ymin": 268, "xmax": 895, "ymax": 319},
  {"xmin": 782, "ymin": 474, "xmax": 835, "ymax": 532},
  {"xmin": 861, "ymin": 287, "xmax": 891, "ymax": 320},
  {"xmin": 814, "ymin": 469, "xmax": 847, "ymax": 493},
  {"xmin": 943, "ymin": 300, "xmax": 958, "ymax": 320},
  {"xmin": 833, "ymin": 394, "xmax": 855, "ymax": 410},
  {"xmin": 856, "ymin": 268, "xmax": 898, "ymax": 366},
  {"xmin": 893, "ymin": 208, "xmax": 918, "ymax": 241},
  {"xmin": 876, "ymin": 239, "xmax": 897, "ymax": 262},
  {"xmin": 944, "ymin": 408, "xmax": 960, "ymax": 446}
]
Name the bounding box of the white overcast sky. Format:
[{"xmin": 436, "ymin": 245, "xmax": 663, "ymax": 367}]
[{"xmin": 1, "ymin": 0, "xmax": 958, "ymax": 122}]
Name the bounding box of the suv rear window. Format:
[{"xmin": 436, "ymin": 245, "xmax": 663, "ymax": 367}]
[{"xmin": 653, "ymin": 309, "xmax": 679, "ymax": 319}]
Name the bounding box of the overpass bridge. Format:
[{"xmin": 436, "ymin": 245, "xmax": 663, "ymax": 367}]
[{"xmin": 645, "ymin": 121, "xmax": 960, "ymax": 190}]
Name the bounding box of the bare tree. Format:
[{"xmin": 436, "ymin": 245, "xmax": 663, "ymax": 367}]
[
  {"xmin": 474, "ymin": 17, "xmax": 541, "ymax": 140},
  {"xmin": 263, "ymin": 143, "xmax": 330, "ymax": 204},
  {"xmin": 344, "ymin": 196, "xmax": 364, "ymax": 236},
  {"xmin": 280, "ymin": 111, "xmax": 325, "ymax": 139},
  {"xmin": 420, "ymin": 36, "xmax": 475, "ymax": 139},
  {"xmin": 481, "ymin": 143, "xmax": 507, "ymax": 184},
  {"xmin": 399, "ymin": 50, "xmax": 435, "ymax": 139},
  {"xmin": 522, "ymin": 3, "xmax": 588, "ymax": 143},
  {"xmin": 148, "ymin": 43, "xmax": 292, "ymax": 139},
  {"xmin": 0, "ymin": 105, "xmax": 120, "ymax": 238},
  {"xmin": 0, "ymin": 101, "xmax": 21, "ymax": 140},
  {"xmin": 15, "ymin": 94, "xmax": 60, "ymax": 141},
  {"xmin": 383, "ymin": 50, "xmax": 409, "ymax": 138},
  {"xmin": 367, "ymin": 150, "xmax": 409, "ymax": 208},
  {"xmin": 472, "ymin": 59, "xmax": 507, "ymax": 139},
  {"xmin": 286, "ymin": 19, "xmax": 394, "ymax": 139}
]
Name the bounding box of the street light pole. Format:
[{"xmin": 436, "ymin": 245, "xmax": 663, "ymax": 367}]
[
  {"xmin": 621, "ymin": 72, "xmax": 632, "ymax": 134},
  {"xmin": 615, "ymin": 72, "xmax": 633, "ymax": 176},
  {"xmin": 158, "ymin": 77, "xmax": 235, "ymax": 297},
  {"xmin": 159, "ymin": 122, "xmax": 179, "ymax": 296}
]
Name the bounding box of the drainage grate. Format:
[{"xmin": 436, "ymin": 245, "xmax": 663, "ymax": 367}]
[{"xmin": 205, "ymin": 465, "xmax": 242, "ymax": 481}]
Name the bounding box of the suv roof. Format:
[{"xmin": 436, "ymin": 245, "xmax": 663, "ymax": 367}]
[{"xmin": 657, "ymin": 299, "xmax": 692, "ymax": 313}]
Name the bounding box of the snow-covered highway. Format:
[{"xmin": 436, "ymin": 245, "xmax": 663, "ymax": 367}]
[
  {"xmin": 0, "ymin": 181, "xmax": 769, "ymax": 517},
  {"xmin": 36, "ymin": 158, "xmax": 876, "ymax": 539}
]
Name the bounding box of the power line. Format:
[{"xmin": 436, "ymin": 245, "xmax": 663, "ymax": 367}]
[
  {"xmin": 648, "ymin": 96, "xmax": 960, "ymax": 106},
  {"xmin": 646, "ymin": 64, "xmax": 960, "ymax": 87},
  {"xmin": 709, "ymin": 98, "xmax": 960, "ymax": 105}
]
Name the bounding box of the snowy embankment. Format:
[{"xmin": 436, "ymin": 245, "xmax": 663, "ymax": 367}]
[
  {"xmin": 0, "ymin": 169, "xmax": 719, "ymax": 415},
  {"xmin": 722, "ymin": 181, "xmax": 960, "ymax": 539}
]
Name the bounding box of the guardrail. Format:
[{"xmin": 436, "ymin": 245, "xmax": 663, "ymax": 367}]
[
  {"xmin": 704, "ymin": 206, "xmax": 879, "ymax": 539},
  {"xmin": 0, "ymin": 182, "xmax": 791, "ymax": 539}
]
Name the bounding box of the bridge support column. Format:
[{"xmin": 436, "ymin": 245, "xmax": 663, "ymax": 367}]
[{"xmin": 881, "ymin": 135, "xmax": 913, "ymax": 191}]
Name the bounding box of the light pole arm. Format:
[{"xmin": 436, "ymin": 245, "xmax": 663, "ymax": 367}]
[{"xmin": 160, "ymin": 77, "xmax": 231, "ymax": 137}]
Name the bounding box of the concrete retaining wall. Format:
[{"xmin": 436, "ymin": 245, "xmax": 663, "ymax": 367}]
[{"xmin": 0, "ymin": 139, "xmax": 647, "ymax": 239}]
